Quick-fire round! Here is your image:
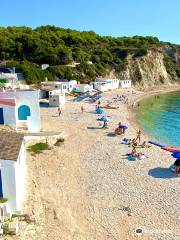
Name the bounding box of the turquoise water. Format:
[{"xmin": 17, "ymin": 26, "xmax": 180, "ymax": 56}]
[{"xmin": 136, "ymin": 91, "xmax": 180, "ymax": 147}]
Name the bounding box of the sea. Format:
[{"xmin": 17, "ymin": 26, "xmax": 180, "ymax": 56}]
[{"xmin": 136, "ymin": 91, "xmax": 180, "ymax": 147}]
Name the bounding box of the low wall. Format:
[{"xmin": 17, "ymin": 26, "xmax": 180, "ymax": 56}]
[{"xmin": 24, "ymin": 131, "xmax": 66, "ymax": 146}]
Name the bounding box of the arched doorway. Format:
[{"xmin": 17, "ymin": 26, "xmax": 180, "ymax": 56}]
[{"xmin": 18, "ymin": 105, "xmax": 31, "ymax": 120}]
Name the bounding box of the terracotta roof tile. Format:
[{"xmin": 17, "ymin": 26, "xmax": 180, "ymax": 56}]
[{"xmin": 0, "ymin": 132, "xmax": 24, "ymax": 161}]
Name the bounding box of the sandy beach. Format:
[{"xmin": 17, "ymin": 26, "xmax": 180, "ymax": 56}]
[{"xmin": 8, "ymin": 88, "xmax": 180, "ymax": 240}]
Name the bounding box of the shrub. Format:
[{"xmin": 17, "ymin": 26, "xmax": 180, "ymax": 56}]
[
  {"xmin": 133, "ymin": 48, "xmax": 148, "ymax": 58},
  {"xmin": 54, "ymin": 138, "xmax": 65, "ymax": 146},
  {"xmin": 27, "ymin": 142, "xmax": 50, "ymax": 154}
]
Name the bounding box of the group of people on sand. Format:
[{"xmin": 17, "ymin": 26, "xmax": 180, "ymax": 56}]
[
  {"xmin": 121, "ymin": 130, "xmax": 149, "ymax": 160},
  {"xmin": 130, "ymin": 130, "xmax": 146, "ymax": 160},
  {"xmin": 115, "ymin": 94, "xmax": 129, "ymax": 104}
]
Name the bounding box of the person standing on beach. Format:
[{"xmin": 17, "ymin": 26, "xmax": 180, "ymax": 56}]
[
  {"xmin": 81, "ymin": 105, "xmax": 84, "ymax": 113},
  {"xmin": 174, "ymin": 158, "xmax": 180, "ymax": 174},
  {"xmin": 58, "ymin": 107, "xmax": 61, "ymax": 117},
  {"xmin": 136, "ymin": 130, "xmax": 142, "ymax": 143}
]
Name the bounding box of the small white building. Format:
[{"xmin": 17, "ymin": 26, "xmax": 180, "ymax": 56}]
[
  {"xmin": 0, "ymin": 132, "xmax": 26, "ymax": 214},
  {"xmin": 0, "ymin": 90, "xmax": 41, "ymax": 133},
  {"xmin": 41, "ymin": 64, "xmax": 49, "ymax": 70},
  {"xmin": 41, "ymin": 80, "xmax": 77, "ymax": 94},
  {"xmin": 57, "ymin": 80, "xmax": 77, "ymax": 93},
  {"xmin": 40, "ymin": 87, "xmax": 61, "ymax": 99},
  {"xmin": 40, "ymin": 87, "xmax": 66, "ymax": 107},
  {"xmin": 93, "ymin": 78, "xmax": 119, "ymax": 92},
  {"xmin": 41, "ymin": 81, "xmax": 68, "ymax": 94},
  {"xmin": 49, "ymin": 93, "xmax": 65, "ymax": 107},
  {"xmin": 73, "ymin": 84, "xmax": 93, "ymax": 93},
  {"xmin": 119, "ymin": 80, "xmax": 132, "ymax": 88},
  {"xmin": 0, "ymin": 68, "xmax": 24, "ymax": 89}
]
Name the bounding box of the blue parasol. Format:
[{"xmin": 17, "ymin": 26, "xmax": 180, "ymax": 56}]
[
  {"xmin": 171, "ymin": 152, "xmax": 180, "ymax": 158},
  {"xmin": 99, "ymin": 116, "xmax": 112, "ymax": 122}
]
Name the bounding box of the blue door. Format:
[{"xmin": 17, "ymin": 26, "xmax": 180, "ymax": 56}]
[
  {"xmin": 0, "ymin": 171, "xmax": 3, "ymax": 198},
  {"xmin": 18, "ymin": 105, "xmax": 31, "ymax": 120},
  {"xmin": 0, "ymin": 108, "xmax": 4, "ymax": 124}
]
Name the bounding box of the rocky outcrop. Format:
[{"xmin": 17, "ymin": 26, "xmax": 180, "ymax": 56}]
[{"xmin": 106, "ymin": 48, "xmax": 180, "ymax": 88}]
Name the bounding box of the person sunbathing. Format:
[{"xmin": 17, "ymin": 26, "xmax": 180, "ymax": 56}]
[
  {"xmin": 131, "ymin": 147, "xmax": 141, "ymax": 160},
  {"xmin": 128, "ymin": 138, "xmax": 138, "ymax": 147}
]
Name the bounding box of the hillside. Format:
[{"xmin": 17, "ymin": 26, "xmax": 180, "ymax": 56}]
[{"xmin": 0, "ymin": 25, "xmax": 180, "ymax": 87}]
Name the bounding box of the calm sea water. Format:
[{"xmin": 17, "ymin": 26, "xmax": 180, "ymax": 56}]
[{"xmin": 136, "ymin": 91, "xmax": 180, "ymax": 147}]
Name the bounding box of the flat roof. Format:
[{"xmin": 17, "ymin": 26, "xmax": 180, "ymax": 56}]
[{"xmin": 0, "ymin": 132, "xmax": 24, "ymax": 161}]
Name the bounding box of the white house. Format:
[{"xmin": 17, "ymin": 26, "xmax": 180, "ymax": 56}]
[
  {"xmin": 41, "ymin": 80, "xmax": 77, "ymax": 94},
  {"xmin": 73, "ymin": 84, "xmax": 93, "ymax": 93},
  {"xmin": 0, "ymin": 132, "xmax": 26, "ymax": 214},
  {"xmin": 57, "ymin": 80, "xmax": 77, "ymax": 93},
  {"xmin": 93, "ymin": 78, "xmax": 119, "ymax": 92},
  {"xmin": 0, "ymin": 68, "xmax": 24, "ymax": 89},
  {"xmin": 49, "ymin": 93, "xmax": 65, "ymax": 107},
  {"xmin": 40, "ymin": 86, "xmax": 62, "ymax": 99},
  {"xmin": 0, "ymin": 89, "xmax": 41, "ymax": 133},
  {"xmin": 41, "ymin": 81, "xmax": 68, "ymax": 94},
  {"xmin": 119, "ymin": 80, "xmax": 132, "ymax": 88}
]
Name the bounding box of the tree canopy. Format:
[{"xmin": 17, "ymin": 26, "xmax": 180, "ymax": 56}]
[{"xmin": 0, "ymin": 25, "xmax": 178, "ymax": 83}]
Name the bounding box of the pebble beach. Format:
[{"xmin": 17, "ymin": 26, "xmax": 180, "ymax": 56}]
[{"xmin": 8, "ymin": 88, "xmax": 180, "ymax": 240}]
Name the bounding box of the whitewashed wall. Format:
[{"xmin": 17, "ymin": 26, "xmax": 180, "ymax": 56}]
[
  {"xmin": 74, "ymin": 85, "xmax": 92, "ymax": 93},
  {"xmin": 49, "ymin": 94, "xmax": 65, "ymax": 107},
  {"xmin": 0, "ymin": 104, "xmax": 16, "ymax": 128},
  {"xmin": 0, "ymin": 142, "xmax": 26, "ymax": 214},
  {"xmin": 0, "ymin": 90, "xmax": 41, "ymax": 132},
  {"xmin": 14, "ymin": 142, "xmax": 26, "ymax": 212},
  {"xmin": 119, "ymin": 80, "xmax": 132, "ymax": 88},
  {"xmin": 112, "ymin": 79, "xmax": 119, "ymax": 89},
  {"xmin": 15, "ymin": 90, "xmax": 41, "ymax": 133}
]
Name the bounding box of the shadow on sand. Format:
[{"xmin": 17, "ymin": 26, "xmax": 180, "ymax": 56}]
[
  {"xmin": 87, "ymin": 126, "xmax": 101, "ymax": 130},
  {"xmin": 107, "ymin": 132, "xmax": 116, "ymax": 137},
  {"xmin": 148, "ymin": 167, "xmax": 178, "ymax": 179}
]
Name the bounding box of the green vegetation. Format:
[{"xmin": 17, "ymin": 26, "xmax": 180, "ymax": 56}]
[
  {"xmin": 54, "ymin": 138, "xmax": 65, "ymax": 146},
  {"xmin": 0, "ymin": 197, "xmax": 8, "ymax": 204},
  {"xmin": 0, "ymin": 26, "xmax": 179, "ymax": 83},
  {"xmin": 27, "ymin": 142, "xmax": 50, "ymax": 154}
]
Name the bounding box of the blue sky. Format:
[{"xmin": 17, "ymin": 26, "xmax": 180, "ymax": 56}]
[{"xmin": 1, "ymin": 0, "xmax": 180, "ymax": 43}]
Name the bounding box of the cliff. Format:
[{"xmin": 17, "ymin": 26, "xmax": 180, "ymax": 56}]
[{"xmin": 107, "ymin": 47, "xmax": 180, "ymax": 88}]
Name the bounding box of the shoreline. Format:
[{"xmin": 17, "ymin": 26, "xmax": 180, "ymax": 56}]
[{"xmin": 127, "ymin": 85, "xmax": 180, "ymax": 144}]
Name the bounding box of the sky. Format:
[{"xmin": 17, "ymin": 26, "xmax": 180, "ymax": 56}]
[{"xmin": 0, "ymin": 0, "xmax": 180, "ymax": 43}]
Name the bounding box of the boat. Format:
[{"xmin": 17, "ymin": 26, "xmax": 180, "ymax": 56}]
[
  {"xmin": 148, "ymin": 141, "xmax": 166, "ymax": 147},
  {"xmin": 161, "ymin": 146, "xmax": 180, "ymax": 152},
  {"xmin": 101, "ymin": 105, "xmax": 119, "ymax": 109}
]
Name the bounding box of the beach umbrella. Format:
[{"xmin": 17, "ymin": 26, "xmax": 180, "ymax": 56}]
[
  {"xmin": 96, "ymin": 108, "xmax": 104, "ymax": 114},
  {"xmin": 171, "ymin": 152, "xmax": 180, "ymax": 158},
  {"xmin": 99, "ymin": 116, "xmax": 112, "ymax": 122}
]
